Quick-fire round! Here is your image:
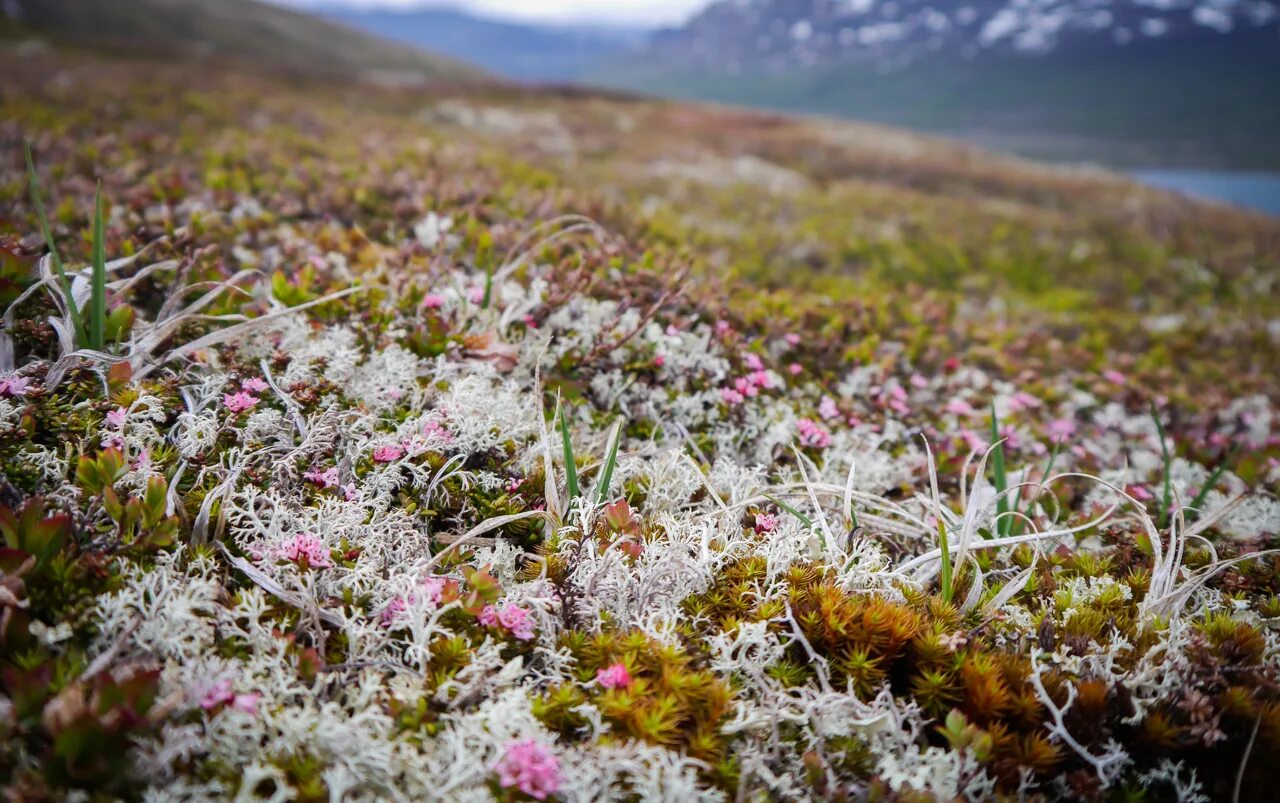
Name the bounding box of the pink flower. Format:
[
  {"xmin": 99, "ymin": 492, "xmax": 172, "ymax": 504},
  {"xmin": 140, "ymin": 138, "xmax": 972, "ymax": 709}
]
[
  {"xmin": 341, "ymin": 483, "xmax": 359, "ymax": 502},
  {"xmin": 523, "ymin": 314, "xmax": 539, "ymax": 329},
  {"xmin": 749, "ymin": 370, "xmax": 776, "ymax": 389},
  {"xmin": 469, "ymin": 287, "xmax": 485, "ymax": 304},
  {"xmin": 422, "ymin": 419, "xmax": 453, "ymax": 442},
  {"xmin": 945, "ymin": 398, "xmax": 976, "ymax": 417},
  {"xmin": 743, "ymin": 353, "xmax": 764, "ymax": 371},
  {"xmin": 223, "ymin": 392, "xmax": 259, "ymax": 413},
  {"xmin": 653, "ymin": 354, "xmax": 666, "ymax": 368},
  {"xmin": 241, "ymin": 377, "xmax": 269, "ymax": 393},
  {"xmin": 200, "ymin": 680, "xmax": 234, "ymax": 710},
  {"xmin": 796, "ymin": 418, "xmax": 832, "ymax": 449},
  {"xmin": 1103, "ymin": 369, "xmax": 1126, "ymax": 385},
  {"xmin": 421, "ymin": 293, "xmax": 446, "ymax": 309},
  {"xmin": 1128, "ymin": 485, "xmax": 1154, "ymax": 501},
  {"xmin": 494, "ymin": 740, "xmax": 561, "ymax": 801},
  {"xmin": 910, "ymin": 374, "xmax": 929, "ymax": 389},
  {"xmin": 596, "ymin": 662, "xmax": 632, "ymax": 689},
  {"xmin": 231, "ymin": 692, "xmax": 261, "ymax": 714},
  {"xmin": 496, "ymin": 603, "xmax": 535, "ymax": 641},
  {"xmin": 713, "ymin": 319, "xmax": 731, "ymax": 336},
  {"xmin": 304, "ymin": 466, "xmax": 339, "ymax": 488},
  {"xmin": 818, "ymin": 396, "xmax": 840, "ymax": 421},
  {"xmin": 199, "ymin": 680, "xmax": 259, "ymax": 715},
  {"xmin": 720, "ymin": 387, "xmax": 745, "ymax": 406},
  {"xmin": 106, "ymin": 407, "xmax": 128, "ymax": 429},
  {"xmin": 788, "ymin": 363, "xmax": 803, "ymax": 376},
  {"xmin": 1047, "ymin": 419, "xmax": 1077, "ymax": 444},
  {"xmin": 478, "ymin": 604, "xmax": 499, "ymax": 627},
  {"xmin": 1008, "ymin": 391, "xmax": 1041, "ymax": 412},
  {"xmin": 784, "ymin": 333, "xmax": 801, "ymax": 347},
  {"xmin": 373, "ymin": 444, "xmax": 404, "ymax": 463},
  {"xmin": 277, "ymin": 533, "xmax": 332, "ymax": 569},
  {"xmin": 0, "ymin": 375, "xmax": 31, "ymax": 397},
  {"xmin": 755, "ymin": 513, "xmax": 778, "ymax": 533}
]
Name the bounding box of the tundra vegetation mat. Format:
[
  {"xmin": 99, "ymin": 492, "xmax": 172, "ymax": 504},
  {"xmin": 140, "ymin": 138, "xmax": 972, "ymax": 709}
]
[{"xmin": 0, "ymin": 50, "xmax": 1279, "ymax": 802}]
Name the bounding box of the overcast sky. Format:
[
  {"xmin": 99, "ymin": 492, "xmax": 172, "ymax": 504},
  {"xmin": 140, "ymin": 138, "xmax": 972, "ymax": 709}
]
[{"xmin": 272, "ymin": 1, "xmax": 710, "ymax": 27}]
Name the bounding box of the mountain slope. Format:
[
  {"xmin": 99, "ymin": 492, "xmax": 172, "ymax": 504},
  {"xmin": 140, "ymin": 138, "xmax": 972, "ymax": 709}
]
[
  {"xmin": 599, "ymin": 0, "xmax": 1280, "ymax": 168},
  {"xmin": 321, "ymin": 7, "xmax": 642, "ymax": 83},
  {"xmin": 3, "ymin": 0, "xmax": 484, "ymax": 81}
]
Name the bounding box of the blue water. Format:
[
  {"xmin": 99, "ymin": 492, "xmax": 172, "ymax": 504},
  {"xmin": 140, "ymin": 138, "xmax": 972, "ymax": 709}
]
[{"xmin": 1131, "ymin": 169, "xmax": 1280, "ymax": 216}]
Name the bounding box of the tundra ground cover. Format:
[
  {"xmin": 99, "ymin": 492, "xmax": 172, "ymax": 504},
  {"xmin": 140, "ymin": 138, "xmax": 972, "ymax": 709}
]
[{"xmin": 0, "ymin": 50, "xmax": 1278, "ymax": 801}]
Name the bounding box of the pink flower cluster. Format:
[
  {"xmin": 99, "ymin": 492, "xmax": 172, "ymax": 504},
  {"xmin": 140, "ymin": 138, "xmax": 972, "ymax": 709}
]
[
  {"xmin": 478, "ymin": 602, "xmax": 535, "ymax": 641},
  {"xmin": 241, "ymin": 377, "xmax": 269, "ymax": 393},
  {"xmin": 596, "ymin": 662, "xmax": 632, "ymax": 689},
  {"xmin": 223, "ymin": 391, "xmax": 259, "ymax": 414},
  {"xmin": 796, "ymin": 418, "xmax": 832, "ymax": 449},
  {"xmin": 373, "ymin": 444, "xmax": 404, "ymax": 463},
  {"xmin": 277, "ymin": 533, "xmax": 332, "ymax": 569},
  {"xmin": 0, "ymin": 375, "xmax": 31, "ymax": 397},
  {"xmin": 304, "ymin": 465, "xmax": 339, "ymax": 488},
  {"xmin": 373, "ymin": 420, "xmax": 454, "ymax": 463},
  {"xmin": 199, "ymin": 679, "xmax": 261, "ymax": 715},
  {"xmin": 721, "ymin": 362, "xmax": 779, "ymax": 407},
  {"xmin": 494, "ymin": 739, "xmax": 561, "ymax": 800},
  {"xmin": 754, "ymin": 513, "xmax": 779, "ymax": 533},
  {"xmin": 380, "ymin": 576, "xmax": 450, "ymax": 626}
]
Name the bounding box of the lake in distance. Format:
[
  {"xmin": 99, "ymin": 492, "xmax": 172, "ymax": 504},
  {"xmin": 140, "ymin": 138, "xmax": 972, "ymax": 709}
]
[{"xmin": 1131, "ymin": 169, "xmax": 1280, "ymax": 216}]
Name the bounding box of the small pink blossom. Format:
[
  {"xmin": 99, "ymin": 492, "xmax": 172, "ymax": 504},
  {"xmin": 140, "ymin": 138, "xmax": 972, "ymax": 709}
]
[
  {"xmin": 0, "ymin": 375, "xmax": 31, "ymax": 397},
  {"xmin": 385, "ymin": 387, "xmax": 404, "ymax": 401},
  {"xmin": 945, "ymin": 398, "xmax": 976, "ymax": 417},
  {"xmin": 106, "ymin": 407, "xmax": 128, "ymax": 429},
  {"xmin": 304, "ymin": 466, "xmax": 339, "ymax": 488},
  {"xmin": 422, "ymin": 419, "xmax": 452, "ymax": 442},
  {"xmin": 223, "ymin": 392, "xmax": 259, "ymax": 413},
  {"xmin": 478, "ymin": 605, "xmax": 499, "ymax": 627},
  {"xmin": 341, "ymin": 482, "xmax": 359, "ymax": 501},
  {"xmin": 755, "ymin": 513, "xmax": 778, "ymax": 533},
  {"xmin": 496, "ymin": 603, "xmax": 535, "ymax": 641},
  {"xmin": 421, "ymin": 293, "xmax": 446, "ymax": 309},
  {"xmin": 596, "ymin": 662, "xmax": 632, "ymax": 689},
  {"xmin": 469, "ymin": 287, "xmax": 485, "ymax": 304},
  {"xmin": 743, "ymin": 353, "xmax": 764, "ymax": 371},
  {"xmin": 1047, "ymin": 418, "xmax": 1077, "ymax": 444},
  {"xmin": 910, "ymin": 374, "xmax": 929, "ymax": 389},
  {"xmin": 818, "ymin": 396, "xmax": 839, "ymax": 421},
  {"xmin": 1008, "ymin": 391, "xmax": 1041, "ymax": 412},
  {"xmin": 1103, "ymin": 369, "xmax": 1126, "ymax": 385},
  {"xmin": 653, "ymin": 354, "xmax": 666, "ymax": 368},
  {"xmin": 788, "ymin": 363, "xmax": 803, "ymax": 376},
  {"xmin": 230, "ymin": 692, "xmax": 261, "ymax": 714},
  {"xmin": 494, "ymin": 740, "xmax": 561, "ymax": 801},
  {"xmin": 720, "ymin": 387, "xmax": 745, "ymax": 406},
  {"xmin": 523, "ymin": 314, "xmax": 539, "ymax": 328},
  {"xmin": 714, "ymin": 319, "xmax": 731, "ymax": 336},
  {"xmin": 506, "ymin": 476, "xmax": 523, "ymax": 493},
  {"xmin": 241, "ymin": 377, "xmax": 269, "ymax": 393},
  {"xmin": 796, "ymin": 418, "xmax": 832, "ymax": 449},
  {"xmin": 277, "ymin": 533, "xmax": 332, "ymax": 569},
  {"xmin": 784, "ymin": 333, "xmax": 801, "ymax": 346},
  {"xmin": 200, "ymin": 680, "xmax": 260, "ymax": 714},
  {"xmin": 373, "ymin": 444, "xmax": 404, "ymax": 463}
]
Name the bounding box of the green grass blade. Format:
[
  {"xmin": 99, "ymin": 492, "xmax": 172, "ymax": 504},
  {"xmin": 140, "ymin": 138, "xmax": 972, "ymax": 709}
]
[
  {"xmin": 24, "ymin": 140, "xmax": 85, "ymax": 346},
  {"xmin": 558, "ymin": 405, "xmax": 579, "ymax": 503},
  {"xmin": 596, "ymin": 420, "xmax": 622, "ymax": 505},
  {"xmin": 90, "ymin": 181, "xmax": 107, "ymax": 351},
  {"xmin": 764, "ymin": 494, "xmax": 814, "ymax": 530},
  {"xmin": 1151, "ymin": 402, "xmax": 1172, "ymax": 527},
  {"xmin": 990, "ymin": 403, "xmax": 1010, "ymax": 537}
]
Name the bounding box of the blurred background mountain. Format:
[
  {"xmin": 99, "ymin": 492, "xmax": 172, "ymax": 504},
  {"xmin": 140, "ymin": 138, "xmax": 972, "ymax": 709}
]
[{"xmin": 5, "ymin": 0, "xmax": 1278, "ymax": 209}]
